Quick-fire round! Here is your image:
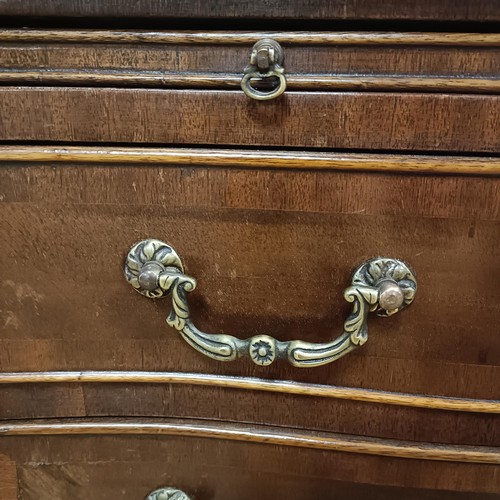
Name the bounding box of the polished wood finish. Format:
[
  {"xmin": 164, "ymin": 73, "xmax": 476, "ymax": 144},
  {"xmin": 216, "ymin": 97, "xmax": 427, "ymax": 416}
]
[
  {"xmin": 1, "ymin": 156, "xmax": 499, "ymax": 457},
  {"xmin": 0, "ymin": 1, "xmax": 498, "ymax": 21},
  {"xmin": 1, "ymin": 418, "xmax": 499, "ymax": 464},
  {"xmin": 2, "ymin": 371, "xmax": 499, "ymax": 413},
  {"xmin": 1, "ymin": 11, "xmax": 499, "ymax": 498},
  {"xmin": 1, "ymin": 145, "xmax": 499, "ymax": 175},
  {"xmin": 1, "ymin": 162, "xmax": 499, "ymax": 400},
  {"xmin": 3, "ymin": 71, "xmax": 500, "ymax": 94},
  {"xmin": 2, "ymin": 30, "xmax": 500, "ymax": 45},
  {"xmin": 1, "ymin": 88, "xmax": 500, "ymax": 152}
]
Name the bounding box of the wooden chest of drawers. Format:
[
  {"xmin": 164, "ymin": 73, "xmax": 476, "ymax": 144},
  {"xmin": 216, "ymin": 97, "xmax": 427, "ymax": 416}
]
[{"xmin": 0, "ymin": 2, "xmax": 499, "ymax": 499}]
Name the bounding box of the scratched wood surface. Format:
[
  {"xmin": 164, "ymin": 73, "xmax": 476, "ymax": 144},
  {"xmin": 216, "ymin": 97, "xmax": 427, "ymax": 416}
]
[{"xmin": 1, "ymin": 163, "xmax": 499, "ymax": 399}]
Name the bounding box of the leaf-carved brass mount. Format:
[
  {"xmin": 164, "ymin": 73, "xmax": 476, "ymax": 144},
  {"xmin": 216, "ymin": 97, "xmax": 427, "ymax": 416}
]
[{"xmin": 125, "ymin": 239, "xmax": 417, "ymax": 368}]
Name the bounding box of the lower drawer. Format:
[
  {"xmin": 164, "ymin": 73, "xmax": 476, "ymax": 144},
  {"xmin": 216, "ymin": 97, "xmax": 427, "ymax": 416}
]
[{"xmin": 0, "ymin": 420, "xmax": 499, "ymax": 499}]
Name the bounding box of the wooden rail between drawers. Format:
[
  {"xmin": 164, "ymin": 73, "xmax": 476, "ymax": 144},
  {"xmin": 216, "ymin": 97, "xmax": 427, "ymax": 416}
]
[
  {"xmin": 1, "ymin": 371, "xmax": 499, "ymax": 414},
  {"xmin": 2, "ymin": 71, "xmax": 499, "ymax": 94},
  {"xmin": 1, "ymin": 417, "xmax": 499, "ymax": 464},
  {"xmin": 1, "ymin": 30, "xmax": 500, "ymax": 46},
  {"xmin": 1, "ymin": 146, "xmax": 499, "ymax": 175}
]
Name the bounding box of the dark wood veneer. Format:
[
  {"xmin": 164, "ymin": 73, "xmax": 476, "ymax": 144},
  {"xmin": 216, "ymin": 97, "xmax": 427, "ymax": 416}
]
[{"xmin": 1, "ymin": 14, "xmax": 499, "ymax": 497}]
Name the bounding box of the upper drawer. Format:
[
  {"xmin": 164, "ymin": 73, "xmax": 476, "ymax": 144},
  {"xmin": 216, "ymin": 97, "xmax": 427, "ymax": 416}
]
[
  {"xmin": 0, "ymin": 0, "xmax": 498, "ymax": 21},
  {"xmin": 1, "ymin": 30, "xmax": 499, "ymax": 153}
]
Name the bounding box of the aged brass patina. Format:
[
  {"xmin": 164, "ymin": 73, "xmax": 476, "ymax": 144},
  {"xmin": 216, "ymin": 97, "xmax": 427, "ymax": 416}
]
[
  {"xmin": 125, "ymin": 239, "xmax": 417, "ymax": 368},
  {"xmin": 241, "ymin": 38, "xmax": 287, "ymax": 100}
]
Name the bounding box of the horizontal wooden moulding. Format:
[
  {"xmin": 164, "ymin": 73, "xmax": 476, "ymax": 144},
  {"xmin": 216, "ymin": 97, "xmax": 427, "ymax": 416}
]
[
  {"xmin": 1, "ymin": 71, "xmax": 499, "ymax": 94},
  {"xmin": 0, "ymin": 145, "xmax": 499, "ymax": 176},
  {"xmin": 1, "ymin": 30, "xmax": 500, "ymax": 46},
  {"xmin": 1, "ymin": 417, "xmax": 499, "ymax": 464},
  {"xmin": 1, "ymin": 371, "xmax": 499, "ymax": 414}
]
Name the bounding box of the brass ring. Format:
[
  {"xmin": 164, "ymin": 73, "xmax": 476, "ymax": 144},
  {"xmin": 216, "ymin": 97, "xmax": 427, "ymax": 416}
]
[{"xmin": 241, "ymin": 69, "xmax": 287, "ymax": 101}]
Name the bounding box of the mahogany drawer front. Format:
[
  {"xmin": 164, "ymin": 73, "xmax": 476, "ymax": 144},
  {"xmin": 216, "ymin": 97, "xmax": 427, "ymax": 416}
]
[
  {"xmin": 1, "ymin": 88, "xmax": 500, "ymax": 153},
  {"xmin": 0, "ymin": 30, "xmax": 499, "ymax": 153},
  {"xmin": 0, "ymin": 429, "xmax": 500, "ymax": 499},
  {"xmin": 1, "ymin": 11, "xmax": 499, "ymax": 500},
  {"xmin": 0, "ymin": 155, "xmax": 499, "ymax": 397}
]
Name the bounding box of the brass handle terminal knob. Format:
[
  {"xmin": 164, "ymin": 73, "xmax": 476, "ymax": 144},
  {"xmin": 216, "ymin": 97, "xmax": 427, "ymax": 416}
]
[
  {"xmin": 125, "ymin": 239, "xmax": 417, "ymax": 368},
  {"xmin": 241, "ymin": 38, "xmax": 287, "ymax": 100}
]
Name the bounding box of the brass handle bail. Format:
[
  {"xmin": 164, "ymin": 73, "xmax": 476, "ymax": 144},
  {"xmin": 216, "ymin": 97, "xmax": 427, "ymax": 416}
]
[
  {"xmin": 241, "ymin": 38, "xmax": 287, "ymax": 100},
  {"xmin": 125, "ymin": 239, "xmax": 417, "ymax": 368}
]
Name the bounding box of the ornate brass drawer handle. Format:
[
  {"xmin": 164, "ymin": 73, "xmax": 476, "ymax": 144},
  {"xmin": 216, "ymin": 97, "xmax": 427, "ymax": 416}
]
[
  {"xmin": 146, "ymin": 487, "xmax": 191, "ymax": 500},
  {"xmin": 241, "ymin": 38, "xmax": 287, "ymax": 100},
  {"xmin": 125, "ymin": 239, "xmax": 417, "ymax": 368}
]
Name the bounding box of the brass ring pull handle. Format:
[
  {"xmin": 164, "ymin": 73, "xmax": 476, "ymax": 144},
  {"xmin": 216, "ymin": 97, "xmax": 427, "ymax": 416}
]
[
  {"xmin": 146, "ymin": 487, "xmax": 191, "ymax": 500},
  {"xmin": 241, "ymin": 39, "xmax": 287, "ymax": 100},
  {"xmin": 125, "ymin": 239, "xmax": 417, "ymax": 368}
]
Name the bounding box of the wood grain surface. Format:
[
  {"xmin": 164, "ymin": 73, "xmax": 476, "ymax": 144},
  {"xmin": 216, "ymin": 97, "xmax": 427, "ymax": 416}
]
[
  {"xmin": 1, "ymin": 88, "xmax": 500, "ymax": 152},
  {"xmin": 2, "ymin": 30, "xmax": 500, "ymax": 45},
  {"xmin": 0, "ymin": 453, "xmax": 18, "ymax": 500},
  {"xmin": 2, "ymin": 381, "xmax": 500, "ymax": 447},
  {"xmin": 3, "ymin": 71, "xmax": 500, "ymax": 94},
  {"xmin": 2, "ymin": 31, "xmax": 498, "ymax": 93},
  {"xmin": 0, "ymin": 0, "xmax": 498, "ymax": 21},
  {"xmin": 0, "ymin": 146, "xmax": 499, "ymax": 175},
  {"xmin": 0, "ymin": 430, "xmax": 499, "ymax": 498},
  {"xmin": 1, "ymin": 162, "xmax": 499, "ymax": 400},
  {"xmin": 1, "ymin": 7, "xmax": 500, "ymax": 499}
]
